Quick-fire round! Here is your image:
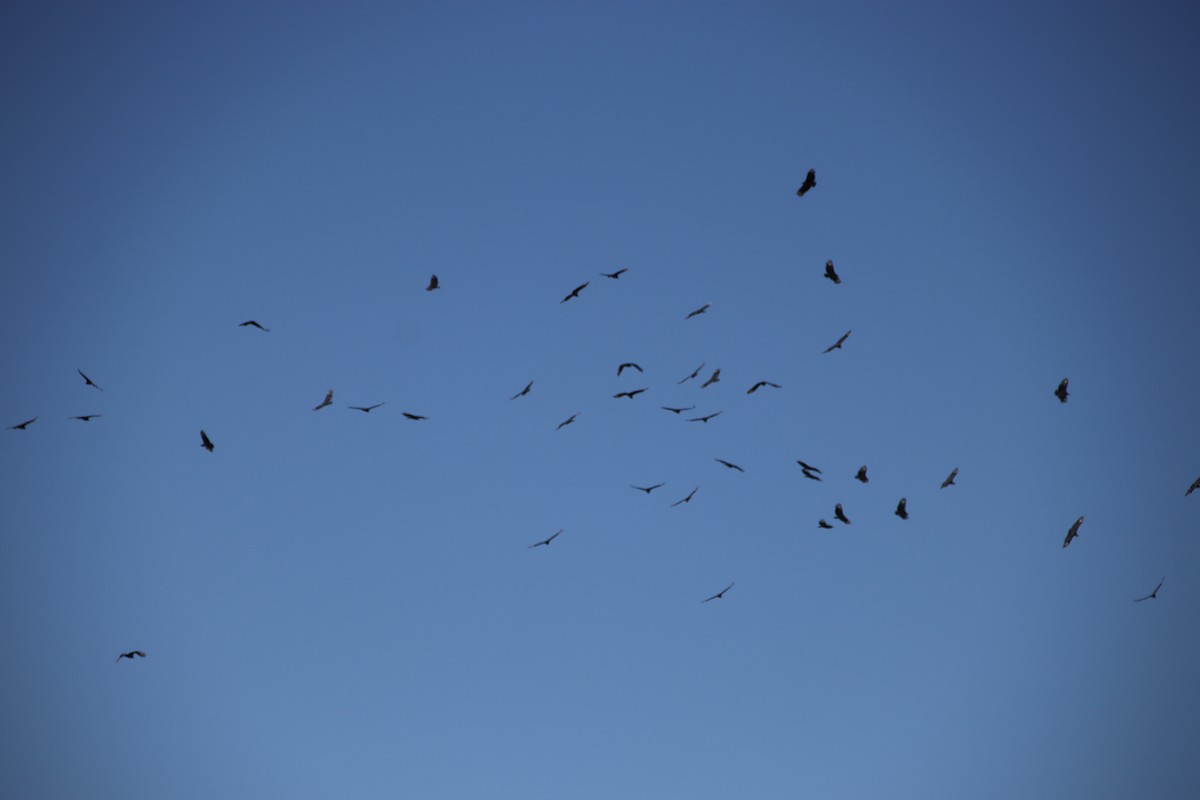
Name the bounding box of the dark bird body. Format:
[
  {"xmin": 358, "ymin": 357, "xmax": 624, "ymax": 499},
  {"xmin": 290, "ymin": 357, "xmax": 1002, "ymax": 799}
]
[
  {"xmin": 796, "ymin": 168, "xmax": 816, "ymax": 197},
  {"xmin": 834, "ymin": 503, "xmax": 851, "ymax": 525},
  {"xmin": 349, "ymin": 403, "xmax": 385, "ymax": 413},
  {"xmin": 678, "ymin": 363, "xmax": 705, "ymax": 384},
  {"xmin": 661, "ymin": 405, "xmax": 696, "ymax": 414},
  {"xmin": 941, "ymin": 468, "xmax": 959, "ymax": 489},
  {"xmin": 8, "ymin": 417, "xmax": 37, "ymax": 430},
  {"xmin": 715, "ymin": 458, "xmax": 745, "ymax": 473},
  {"xmin": 895, "ymin": 498, "xmax": 909, "ymax": 519},
  {"xmin": 402, "ymin": 412, "xmax": 428, "ymax": 421},
  {"xmin": 747, "ymin": 381, "xmax": 781, "ymax": 394},
  {"xmin": 70, "ymin": 414, "xmax": 102, "ymax": 421},
  {"xmin": 313, "ymin": 390, "xmax": 334, "ymax": 411},
  {"xmin": 818, "ymin": 519, "xmax": 833, "ymax": 529},
  {"xmin": 702, "ymin": 582, "xmax": 734, "ymax": 603},
  {"xmin": 796, "ymin": 460, "xmax": 822, "ymax": 474},
  {"xmin": 116, "ymin": 650, "xmax": 146, "ymax": 662},
  {"xmin": 685, "ymin": 304, "xmax": 710, "ymax": 320},
  {"xmin": 200, "ymin": 430, "xmax": 214, "ymax": 452},
  {"xmin": 561, "ymin": 282, "xmax": 589, "ymax": 303},
  {"xmin": 1188, "ymin": 476, "xmax": 1200, "ymax": 496},
  {"xmin": 688, "ymin": 411, "xmax": 721, "ymax": 423},
  {"xmin": 701, "ymin": 369, "xmax": 721, "ymax": 388},
  {"xmin": 1055, "ymin": 379, "xmax": 1069, "ymax": 403},
  {"xmin": 855, "ymin": 466, "xmax": 869, "ymax": 483},
  {"xmin": 601, "ymin": 268, "xmax": 628, "ymax": 279},
  {"xmin": 632, "ymin": 483, "xmax": 665, "ymax": 494},
  {"xmin": 556, "ymin": 414, "xmax": 578, "ymax": 430},
  {"xmin": 823, "ymin": 330, "xmax": 852, "ymax": 353},
  {"xmin": 510, "ymin": 381, "xmax": 534, "ymax": 400},
  {"xmin": 824, "ymin": 260, "xmax": 841, "ymax": 284},
  {"xmin": 671, "ymin": 487, "xmax": 698, "ymax": 506},
  {"xmin": 1133, "ymin": 578, "xmax": 1164, "ymax": 603},
  {"xmin": 613, "ymin": 388, "xmax": 647, "ymax": 399},
  {"xmin": 617, "ymin": 363, "xmax": 643, "ymax": 376},
  {"xmin": 78, "ymin": 369, "xmax": 103, "ymax": 391},
  {"xmin": 1063, "ymin": 516, "xmax": 1084, "ymax": 548},
  {"xmin": 426, "ymin": 274, "xmax": 439, "ymax": 291},
  {"xmin": 529, "ymin": 529, "xmax": 562, "ymax": 548},
  {"xmin": 238, "ymin": 320, "xmax": 269, "ymax": 331}
]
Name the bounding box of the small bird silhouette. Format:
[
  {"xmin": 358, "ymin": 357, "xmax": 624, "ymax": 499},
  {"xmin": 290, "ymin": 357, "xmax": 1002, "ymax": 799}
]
[
  {"xmin": 238, "ymin": 320, "xmax": 269, "ymax": 331},
  {"xmin": 1188, "ymin": 476, "xmax": 1200, "ymax": 496},
  {"xmin": 613, "ymin": 388, "xmax": 647, "ymax": 399},
  {"xmin": 796, "ymin": 460, "xmax": 822, "ymax": 474},
  {"xmin": 70, "ymin": 414, "xmax": 102, "ymax": 422},
  {"xmin": 685, "ymin": 303, "xmax": 710, "ymax": 320},
  {"xmin": 426, "ymin": 274, "xmax": 439, "ymax": 291},
  {"xmin": 855, "ymin": 466, "xmax": 869, "ymax": 483},
  {"xmin": 702, "ymin": 582, "xmax": 734, "ymax": 603},
  {"xmin": 715, "ymin": 458, "xmax": 745, "ymax": 473},
  {"xmin": 818, "ymin": 519, "xmax": 833, "ymax": 529},
  {"xmin": 556, "ymin": 413, "xmax": 578, "ymax": 430},
  {"xmin": 799, "ymin": 467, "xmax": 822, "ymax": 482},
  {"xmin": 824, "ymin": 260, "xmax": 841, "ymax": 284},
  {"xmin": 116, "ymin": 650, "xmax": 146, "ymax": 662},
  {"xmin": 688, "ymin": 411, "xmax": 722, "ymax": 423},
  {"xmin": 834, "ymin": 503, "xmax": 851, "ymax": 525},
  {"xmin": 1063, "ymin": 516, "xmax": 1084, "ymax": 548},
  {"xmin": 617, "ymin": 362, "xmax": 643, "ymax": 376},
  {"xmin": 941, "ymin": 468, "xmax": 959, "ymax": 489},
  {"xmin": 601, "ymin": 268, "xmax": 628, "ymax": 279},
  {"xmin": 529, "ymin": 529, "xmax": 562, "ymax": 548},
  {"xmin": 349, "ymin": 403, "xmax": 385, "ymax": 413},
  {"xmin": 78, "ymin": 369, "xmax": 103, "ymax": 391},
  {"xmin": 678, "ymin": 363, "xmax": 706, "ymax": 384},
  {"xmin": 747, "ymin": 381, "xmax": 781, "ymax": 394},
  {"xmin": 631, "ymin": 483, "xmax": 665, "ymax": 494},
  {"xmin": 7, "ymin": 417, "xmax": 36, "ymax": 430},
  {"xmin": 313, "ymin": 390, "xmax": 334, "ymax": 411},
  {"xmin": 401, "ymin": 412, "xmax": 428, "ymax": 421},
  {"xmin": 671, "ymin": 487, "xmax": 698, "ymax": 506},
  {"xmin": 1133, "ymin": 578, "xmax": 1164, "ymax": 603},
  {"xmin": 561, "ymin": 282, "xmax": 589, "ymax": 303},
  {"xmin": 510, "ymin": 381, "xmax": 534, "ymax": 400},
  {"xmin": 200, "ymin": 430, "xmax": 214, "ymax": 452},
  {"xmin": 796, "ymin": 168, "xmax": 816, "ymax": 197},
  {"xmin": 1055, "ymin": 379, "xmax": 1069, "ymax": 403},
  {"xmin": 701, "ymin": 369, "xmax": 721, "ymax": 388},
  {"xmin": 823, "ymin": 330, "xmax": 852, "ymax": 353},
  {"xmin": 661, "ymin": 405, "xmax": 696, "ymax": 414},
  {"xmin": 895, "ymin": 498, "xmax": 909, "ymax": 520}
]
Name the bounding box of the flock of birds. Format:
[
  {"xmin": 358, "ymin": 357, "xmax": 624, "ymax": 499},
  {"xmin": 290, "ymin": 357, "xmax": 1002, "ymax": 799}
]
[{"xmin": 9, "ymin": 167, "xmax": 1196, "ymax": 664}]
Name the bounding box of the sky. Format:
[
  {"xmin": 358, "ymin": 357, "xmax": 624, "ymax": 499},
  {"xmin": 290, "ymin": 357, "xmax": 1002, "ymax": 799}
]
[{"xmin": 3, "ymin": 1, "xmax": 1200, "ymax": 797}]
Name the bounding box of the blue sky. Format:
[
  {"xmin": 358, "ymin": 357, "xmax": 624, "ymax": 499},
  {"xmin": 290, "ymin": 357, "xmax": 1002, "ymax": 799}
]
[{"xmin": 3, "ymin": 1, "xmax": 1199, "ymax": 797}]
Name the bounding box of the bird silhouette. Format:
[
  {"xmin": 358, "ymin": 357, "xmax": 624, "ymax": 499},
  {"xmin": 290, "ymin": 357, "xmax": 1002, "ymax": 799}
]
[
  {"xmin": 116, "ymin": 650, "xmax": 146, "ymax": 662},
  {"xmin": 401, "ymin": 412, "xmax": 428, "ymax": 421},
  {"xmin": 7, "ymin": 417, "xmax": 36, "ymax": 430},
  {"xmin": 78, "ymin": 369, "xmax": 103, "ymax": 391},
  {"xmin": 688, "ymin": 411, "xmax": 722, "ymax": 423},
  {"xmin": 70, "ymin": 414, "xmax": 102, "ymax": 422},
  {"xmin": 313, "ymin": 390, "xmax": 334, "ymax": 411},
  {"xmin": 238, "ymin": 320, "xmax": 269, "ymax": 331},
  {"xmin": 685, "ymin": 304, "xmax": 710, "ymax": 320},
  {"xmin": 631, "ymin": 483, "xmax": 665, "ymax": 494},
  {"xmin": 824, "ymin": 260, "xmax": 841, "ymax": 284},
  {"xmin": 613, "ymin": 388, "xmax": 647, "ymax": 399},
  {"xmin": 349, "ymin": 403, "xmax": 385, "ymax": 413},
  {"xmin": 796, "ymin": 168, "xmax": 816, "ymax": 197},
  {"xmin": 747, "ymin": 381, "xmax": 781, "ymax": 394},
  {"xmin": 823, "ymin": 330, "xmax": 852, "ymax": 353},
  {"xmin": 556, "ymin": 413, "xmax": 578, "ymax": 430},
  {"xmin": 200, "ymin": 430, "xmax": 214, "ymax": 452},
  {"xmin": 818, "ymin": 519, "xmax": 833, "ymax": 529},
  {"xmin": 855, "ymin": 466, "xmax": 869, "ymax": 483},
  {"xmin": 701, "ymin": 369, "xmax": 721, "ymax": 388},
  {"xmin": 510, "ymin": 381, "xmax": 534, "ymax": 400},
  {"xmin": 941, "ymin": 468, "xmax": 959, "ymax": 489},
  {"xmin": 796, "ymin": 460, "xmax": 822, "ymax": 474},
  {"xmin": 617, "ymin": 363, "xmax": 643, "ymax": 376},
  {"xmin": 661, "ymin": 405, "xmax": 696, "ymax": 414},
  {"xmin": 834, "ymin": 503, "xmax": 851, "ymax": 524},
  {"xmin": 529, "ymin": 529, "xmax": 563, "ymax": 548},
  {"xmin": 678, "ymin": 363, "xmax": 706, "ymax": 384},
  {"xmin": 671, "ymin": 487, "xmax": 698, "ymax": 506},
  {"xmin": 601, "ymin": 268, "xmax": 628, "ymax": 279},
  {"xmin": 799, "ymin": 467, "xmax": 822, "ymax": 482},
  {"xmin": 1055, "ymin": 379, "xmax": 1069, "ymax": 403},
  {"xmin": 715, "ymin": 458, "xmax": 745, "ymax": 473},
  {"xmin": 1188, "ymin": 476, "xmax": 1200, "ymax": 496},
  {"xmin": 895, "ymin": 498, "xmax": 908, "ymax": 520},
  {"xmin": 702, "ymin": 582, "xmax": 734, "ymax": 603},
  {"xmin": 1063, "ymin": 516, "xmax": 1084, "ymax": 548},
  {"xmin": 426, "ymin": 274, "xmax": 439, "ymax": 291},
  {"xmin": 1133, "ymin": 578, "xmax": 1164, "ymax": 602},
  {"xmin": 560, "ymin": 282, "xmax": 589, "ymax": 303}
]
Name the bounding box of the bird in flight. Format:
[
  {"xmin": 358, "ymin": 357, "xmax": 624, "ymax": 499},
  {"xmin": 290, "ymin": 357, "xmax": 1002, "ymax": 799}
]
[
  {"xmin": 116, "ymin": 650, "xmax": 146, "ymax": 662},
  {"xmin": 895, "ymin": 498, "xmax": 909, "ymax": 520},
  {"xmin": 529, "ymin": 529, "xmax": 563, "ymax": 548},
  {"xmin": 1063, "ymin": 516, "xmax": 1084, "ymax": 548},
  {"xmin": 561, "ymin": 282, "xmax": 589, "ymax": 303},
  {"xmin": 661, "ymin": 405, "xmax": 696, "ymax": 414},
  {"xmin": 818, "ymin": 519, "xmax": 833, "ymax": 529},
  {"xmin": 715, "ymin": 458, "xmax": 745, "ymax": 473},
  {"xmin": 796, "ymin": 459, "xmax": 822, "ymax": 474},
  {"xmin": 824, "ymin": 260, "xmax": 841, "ymax": 284},
  {"xmin": 617, "ymin": 362, "xmax": 643, "ymax": 376},
  {"xmin": 671, "ymin": 487, "xmax": 698, "ymax": 506},
  {"xmin": 823, "ymin": 330, "xmax": 852, "ymax": 353},
  {"xmin": 510, "ymin": 381, "xmax": 534, "ymax": 400},
  {"xmin": 426, "ymin": 274, "xmax": 439, "ymax": 291},
  {"xmin": 688, "ymin": 411, "xmax": 722, "ymax": 423},
  {"xmin": 238, "ymin": 320, "xmax": 269, "ymax": 331},
  {"xmin": 7, "ymin": 417, "xmax": 36, "ymax": 430},
  {"xmin": 685, "ymin": 303, "xmax": 711, "ymax": 320},
  {"xmin": 747, "ymin": 381, "xmax": 781, "ymax": 394},
  {"xmin": 678, "ymin": 363, "xmax": 705, "ymax": 384},
  {"xmin": 631, "ymin": 483, "xmax": 665, "ymax": 494},
  {"xmin": 855, "ymin": 466, "xmax": 869, "ymax": 483},
  {"xmin": 1188, "ymin": 476, "xmax": 1200, "ymax": 496},
  {"xmin": 834, "ymin": 503, "xmax": 851, "ymax": 525},
  {"xmin": 702, "ymin": 582, "xmax": 734, "ymax": 603},
  {"xmin": 799, "ymin": 466, "xmax": 822, "ymax": 482},
  {"xmin": 941, "ymin": 468, "xmax": 959, "ymax": 489},
  {"xmin": 200, "ymin": 430, "xmax": 214, "ymax": 452},
  {"xmin": 1133, "ymin": 578, "xmax": 1164, "ymax": 603},
  {"xmin": 796, "ymin": 168, "xmax": 816, "ymax": 197},
  {"xmin": 556, "ymin": 413, "xmax": 578, "ymax": 430},
  {"xmin": 401, "ymin": 412, "xmax": 428, "ymax": 421},
  {"xmin": 701, "ymin": 368, "xmax": 721, "ymax": 388},
  {"xmin": 70, "ymin": 414, "xmax": 102, "ymax": 422},
  {"xmin": 1055, "ymin": 379, "xmax": 1069, "ymax": 403},
  {"xmin": 613, "ymin": 388, "xmax": 647, "ymax": 399},
  {"xmin": 78, "ymin": 369, "xmax": 103, "ymax": 391},
  {"xmin": 601, "ymin": 268, "xmax": 628, "ymax": 279},
  {"xmin": 349, "ymin": 403, "xmax": 385, "ymax": 413},
  {"xmin": 313, "ymin": 390, "xmax": 334, "ymax": 411}
]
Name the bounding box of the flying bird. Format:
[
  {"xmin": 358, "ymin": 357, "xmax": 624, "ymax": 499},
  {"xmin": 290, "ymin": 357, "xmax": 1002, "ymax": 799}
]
[
  {"xmin": 631, "ymin": 483, "xmax": 665, "ymax": 494},
  {"xmin": 796, "ymin": 460, "xmax": 822, "ymax": 474},
  {"xmin": 70, "ymin": 414, "xmax": 102, "ymax": 422},
  {"xmin": 834, "ymin": 503, "xmax": 851, "ymax": 525},
  {"xmin": 747, "ymin": 381, "xmax": 781, "ymax": 394},
  {"xmin": 661, "ymin": 405, "xmax": 696, "ymax": 414},
  {"xmin": 678, "ymin": 363, "xmax": 706, "ymax": 384},
  {"xmin": 200, "ymin": 430, "xmax": 214, "ymax": 452},
  {"xmin": 116, "ymin": 651, "xmax": 146, "ymax": 662},
  {"xmin": 1063, "ymin": 516, "xmax": 1084, "ymax": 548},
  {"xmin": 688, "ymin": 411, "xmax": 722, "ymax": 423},
  {"xmin": 685, "ymin": 304, "xmax": 710, "ymax": 320},
  {"xmin": 510, "ymin": 381, "xmax": 534, "ymax": 400},
  {"xmin": 529, "ymin": 529, "xmax": 563, "ymax": 548},
  {"xmin": 715, "ymin": 458, "xmax": 745, "ymax": 473},
  {"xmin": 671, "ymin": 487, "xmax": 698, "ymax": 506},
  {"xmin": 401, "ymin": 412, "xmax": 428, "ymax": 421},
  {"xmin": 78, "ymin": 369, "xmax": 103, "ymax": 391},
  {"xmin": 701, "ymin": 369, "xmax": 721, "ymax": 388},
  {"xmin": 895, "ymin": 498, "xmax": 909, "ymax": 520},
  {"xmin": 426, "ymin": 274, "xmax": 439, "ymax": 291},
  {"xmin": 818, "ymin": 519, "xmax": 833, "ymax": 529},
  {"xmin": 796, "ymin": 168, "xmax": 816, "ymax": 197},
  {"xmin": 601, "ymin": 268, "xmax": 628, "ymax": 279},
  {"xmin": 823, "ymin": 260, "xmax": 841, "ymax": 284},
  {"xmin": 823, "ymin": 330, "xmax": 852, "ymax": 353},
  {"xmin": 799, "ymin": 467, "xmax": 822, "ymax": 482},
  {"xmin": 1188, "ymin": 476, "xmax": 1200, "ymax": 496},
  {"xmin": 1133, "ymin": 578, "xmax": 1165, "ymax": 603},
  {"xmin": 560, "ymin": 282, "xmax": 589, "ymax": 303},
  {"xmin": 941, "ymin": 468, "xmax": 959, "ymax": 489},
  {"xmin": 556, "ymin": 413, "xmax": 578, "ymax": 430},
  {"xmin": 7, "ymin": 417, "xmax": 36, "ymax": 430},
  {"xmin": 613, "ymin": 388, "xmax": 647, "ymax": 399},
  {"xmin": 313, "ymin": 390, "xmax": 334, "ymax": 411},
  {"xmin": 349, "ymin": 403, "xmax": 385, "ymax": 413},
  {"xmin": 1055, "ymin": 378, "xmax": 1069, "ymax": 403},
  {"xmin": 238, "ymin": 320, "xmax": 269, "ymax": 331},
  {"xmin": 702, "ymin": 582, "xmax": 735, "ymax": 603},
  {"xmin": 855, "ymin": 466, "xmax": 869, "ymax": 483},
  {"xmin": 617, "ymin": 362, "xmax": 643, "ymax": 376}
]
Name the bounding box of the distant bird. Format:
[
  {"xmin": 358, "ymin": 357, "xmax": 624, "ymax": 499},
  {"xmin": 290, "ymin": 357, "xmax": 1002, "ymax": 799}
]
[
  {"xmin": 796, "ymin": 168, "xmax": 816, "ymax": 197},
  {"xmin": 702, "ymin": 582, "xmax": 734, "ymax": 603},
  {"xmin": 349, "ymin": 403, "xmax": 385, "ymax": 413},
  {"xmin": 238, "ymin": 320, "xmax": 269, "ymax": 331},
  {"xmin": 941, "ymin": 468, "xmax": 959, "ymax": 489},
  {"xmin": 823, "ymin": 260, "xmax": 841, "ymax": 284},
  {"xmin": 560, "ymin": 282, "xmax": 589, "ymax": 303},
  {"xmin": 313, "ymin": 390, "xmax": 334, "ymax": 411},
  {"xmin": 1063, "ymin": 516, "xmax": 1084, "ymax": 548},
  {"xmin": 1133, "ymin": 578, "xmax": 1164, "ymax": 603},
  {"xmin": 1055, "ymin": 378, "xmax": 1069, "ymax": 403},
  {"xmin": 116, "ymin": 651, "xmax": 146, "ymax": 662},
  {"xmin": 678, "ymin": 363, "xmax": 706, "ymax": 384},
  {"xmin": 78, "ymin": 369, "xmax": 103, "ymax": 391},
  {"xmin": 701, "ymin": 369, "xmax": 721, "ymax": 388},
  {"xmin": 200, "ymin": 430, "xmax": 214, "ymax": 452},
  {"xmin": 601, "ymin": 268, "xmax": 628, "ymax": 279},
  {"xmin": 818, "ymin": 519, "xmax": 833, "ymax": 529},
  {"xmin": 671, "ymin": 487, "xmax": 698, "ymax": 506},
  {"xmin": 796, "ymin": 460, "xmax": 822, "ymax": 474},
  {"xmin": 426, "ymin": 274, "xmax": 439, "ymax": 291},
  {"xmin": 528, "ymin": 529, "xmax": 562, "ymax": 548},
  {"xmin": 401, "ymin": 412, "xmax": 428, "ymax": 421},
  {"xmin": 688, "ymin": 411, "xmax": 722, "ymax": 423},
  {"xmin": 715, "ymin": 458, "xmax": 745, "ymax": 473},
  {"xmin": 747, "ymin": 381, "xmax": 781, "ymax": 394},
  {"xmin": 70, "ymin": 414, "xmax": 102, "ymax": 422},
  {"xmin": 617, "ymin": 362, "xmax": 643, "ymax": 376},
  {"xmin": 1188, "ymin": 476, "xmax": 1200, "ymax": 496},
  {"xmin": 7, "ymin": 417, "xmax": 36, "ymax": 430},
  {"xmin": 834, "ymin": 503, "xmax": 851, "ymax": 525},
  {"xmin": 685, "ymin": 303, "xmax": 710, "ymax": 320},
  {"xmin": 613, "ymin": 388, "xmax": 647, "ymax": 399},
  {"xmin": 556, "ymin": 413, "xmax": 578, "ymax": 430},
  {"xmin": 631, "ymin": 483, "xmax": 665, "ymax": 494},
  {"xmin": 823, "ymin": 330, "xmax": 852, "ymax": 353},
  {"xmin": 510, "ymin": 381, "xmax": 534, "ymax": 400},
  {"xmin": 895, "ymin": 498, "xmax": 909, "ymax": 520},
  {"xmin": 799, "ymin": 467, "xmax": 822, "ymax": 482},
  {"xmin": 855, "ymin": 466, "xmax": 869, "ymax": 483},
  {"xmin": 661, "ymin": 405, "xmax": 696, "ymax": 414}
]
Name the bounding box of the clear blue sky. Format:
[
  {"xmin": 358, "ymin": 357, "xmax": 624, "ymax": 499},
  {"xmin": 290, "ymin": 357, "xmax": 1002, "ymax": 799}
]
[{"xmin": 3, "ymin": 2, "xmax": 1199, "ymax": 797}]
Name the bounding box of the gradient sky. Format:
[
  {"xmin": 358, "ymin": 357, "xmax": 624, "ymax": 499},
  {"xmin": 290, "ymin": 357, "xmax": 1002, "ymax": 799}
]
[{"xmin": 3, "ymin": 2, "xmax": 1200, "ymax": 798}]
